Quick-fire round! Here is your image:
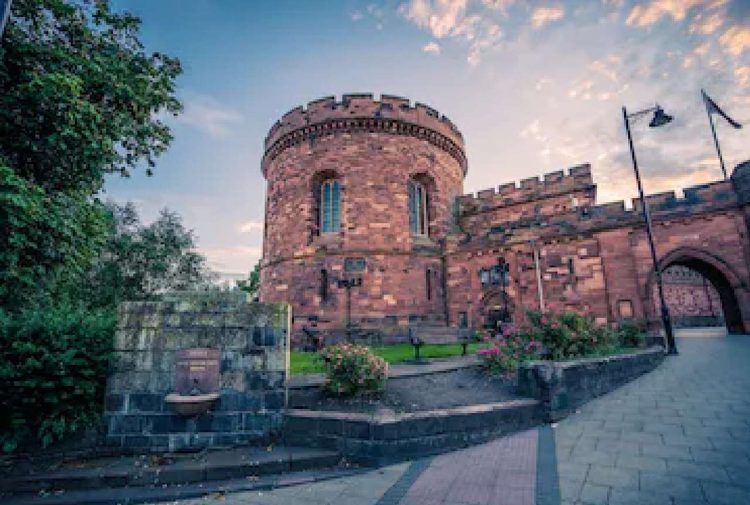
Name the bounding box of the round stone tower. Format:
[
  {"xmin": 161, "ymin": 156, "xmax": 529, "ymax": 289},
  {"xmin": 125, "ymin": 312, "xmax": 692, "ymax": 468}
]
[{"xmin": 259, "ymin": 93, "xmax": 466, "ymax": 343}]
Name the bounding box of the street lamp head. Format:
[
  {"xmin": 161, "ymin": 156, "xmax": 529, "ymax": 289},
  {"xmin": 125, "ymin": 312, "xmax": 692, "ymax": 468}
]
[{"xmin": 649, "ymin": 106, "xmax": 673, "ymax": 128}]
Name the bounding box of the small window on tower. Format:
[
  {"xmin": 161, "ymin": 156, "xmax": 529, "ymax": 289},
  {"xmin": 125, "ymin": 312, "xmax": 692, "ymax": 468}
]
[
  {"xmin": 319, "ymin": 179, "xmax": 340, "ymax": 233},
  {"xmin": 409, "ymin": 180, "xmax": 428, "ymax": 236}
]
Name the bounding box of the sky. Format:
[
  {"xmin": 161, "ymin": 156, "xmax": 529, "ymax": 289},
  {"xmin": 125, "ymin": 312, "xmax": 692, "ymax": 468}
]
[{"xmin": 105, "ymin": 0, "xmax": 750, "ymax": 279}]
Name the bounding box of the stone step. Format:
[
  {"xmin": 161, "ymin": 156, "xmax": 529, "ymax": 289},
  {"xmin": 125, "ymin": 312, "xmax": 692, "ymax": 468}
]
[
  {"xmin": 0, "ymin": 466, "xmax": 362, "ymax": 505},
  {"xmin": 0, "ymin": 445, "xmax": 341, "ymax": 496}
]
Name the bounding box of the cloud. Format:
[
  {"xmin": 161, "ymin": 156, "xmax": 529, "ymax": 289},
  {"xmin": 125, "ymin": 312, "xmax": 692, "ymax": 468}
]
[
  {"xmin": 689, "ymin": 11, "xmax": 724, "ymax": 34},
  {"xmin": 535, "ymin": 77, "xmax": 553, "ymax": 91},
  {"xmin": 238, "ymin": 220, "xmax": 263, "ymax": 234},
  {"xmin": 467, "ymin": 23, "xmax": 501, "ymax": 66},
  {"xmin": 400, "ymin": 1, "xmax": 501, "ymax": 66},
  {"xmin": 588, "ymin": 55, "xmax": 622, "ymax": 82},
  {"xmin": 175, "ymin": 93, "xmax": 243, "ymax": 138},
  {"xmin": 200, "ymin": 245, "xmax": 262, "ymax": 275},
  {"xmin": 423, "ymin": 41, "xmax": 441, "ymax": 54},
  {"xmin": 567, "ymin": 80, "xmax": 595, "ymax": 99},
  {"xmin": 400, "ymin": 0, "xmax": 468, "ymax": 38},
  {"xmin": 719, "ymin": 25, "xmax": 750, "ymax": 56},
  {"xmin": 351, "ymin": 10, "xmax": 364, "ymax": 21},
  {"xmin": 682, "ymin": 41, "xmax": 711, "ymax": 68},
  {"xmin": 736, "ymin": 66, "xmax": 750, "ymax": 88},
  {"xmin": 625, "ymin": 0, "xmax": 720, "ymax": 27},
  {"xmin": 481, "ymin": 0, "xmax": 515, "ymax": 14},
  {"xmin": 530, "ymin": 6, "xmax": 565, "ymax": 29}
]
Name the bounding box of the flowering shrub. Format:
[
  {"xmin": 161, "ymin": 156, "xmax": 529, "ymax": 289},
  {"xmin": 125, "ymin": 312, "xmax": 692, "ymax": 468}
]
[
  {"xmin": 320, "ymin": 343, "xmax": 388, "ymax": 396},
  {"xmin": 523, "ymin": 310, "xmax": 619, "ymax": 360},
  {"xmin": 477, "ymin": 311, "xmax": 640, "ymax": 377},
  {"xmin": 477, "ymin": 325, "xmax": 543, "ymax": 377}
]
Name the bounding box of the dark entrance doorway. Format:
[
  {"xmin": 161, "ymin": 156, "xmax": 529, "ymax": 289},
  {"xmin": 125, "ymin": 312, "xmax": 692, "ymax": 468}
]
[
  {"xmin": 480, "ymin": 291, "xmax": 514, "ymax": 331},
  {"xmin": 652, "ymin": 251, "xmax": 745, "ymax": 335}
]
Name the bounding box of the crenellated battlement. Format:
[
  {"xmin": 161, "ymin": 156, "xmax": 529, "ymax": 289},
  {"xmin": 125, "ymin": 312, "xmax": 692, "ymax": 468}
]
[
  {"xmin": 459, "ymin": 179, "xmax": 738, "ymax": 246},
  {"xmin": 262, "ymin": 94, "xmax": 466, "ymax": 175},
  {"xmin": 459, "ymin": 164, "xmax": 595, "ymax": 213}
]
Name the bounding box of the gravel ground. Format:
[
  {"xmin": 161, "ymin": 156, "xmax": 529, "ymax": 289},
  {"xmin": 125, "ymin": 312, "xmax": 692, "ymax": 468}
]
[{"xmin": 288, "ymin": 366, "xmax": 521, "ymax": 414}]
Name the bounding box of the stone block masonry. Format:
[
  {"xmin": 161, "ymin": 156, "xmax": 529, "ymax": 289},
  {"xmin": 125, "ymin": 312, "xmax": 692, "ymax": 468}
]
[
  {"xmin": 104, "ymin": 291, "xmax": 290, "ymax": 453},
  {"xmin": 517, "ymin": 347, "xmax": 665, "ymax": 422},
  {"xmin": 259, "ymin": 92, "xmax": 750, "ymax": 345}
]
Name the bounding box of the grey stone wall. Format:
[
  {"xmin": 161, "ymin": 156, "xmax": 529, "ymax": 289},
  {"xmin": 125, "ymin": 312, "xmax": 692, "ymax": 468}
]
[
  {"xmin": 104, "ymin": 292, "xmax": 290, "ymax": 453},
  {"xmin": 517, "ymin": 347, "xmax": 664, "ymax": 422}
]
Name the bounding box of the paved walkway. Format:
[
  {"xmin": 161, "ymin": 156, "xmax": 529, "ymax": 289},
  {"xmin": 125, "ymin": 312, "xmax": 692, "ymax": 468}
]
[
  {"xmin": 555, "ymin": 335, "xmax": 750, "ymax": 505},
  {"xmin": 152, "ymin": 334, "xmax": 750, "ymax": 505}
]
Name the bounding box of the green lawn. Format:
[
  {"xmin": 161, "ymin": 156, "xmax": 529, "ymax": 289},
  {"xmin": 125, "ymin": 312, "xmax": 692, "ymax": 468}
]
[{"xmin": 290, "ymin": 342, "xmax": 486, "ymax": 375}]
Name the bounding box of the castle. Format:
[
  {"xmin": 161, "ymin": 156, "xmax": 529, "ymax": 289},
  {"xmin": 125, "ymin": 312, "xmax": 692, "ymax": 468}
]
[{"xmin": 258, "ymin": 94, "xmax": 750, "ymax": 345}]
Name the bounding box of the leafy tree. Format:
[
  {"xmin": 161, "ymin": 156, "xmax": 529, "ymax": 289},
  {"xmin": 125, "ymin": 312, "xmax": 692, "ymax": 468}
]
[
  {"xmin": 0, "ymin": 164, "xmax": 108, "ymax": 311},
  {"xmin": 238, "ymin": 259, "xmax": 262, "ymax": 300},
  {"xmin": 82, "ymin": 202, "xmax": 212, "ymax": 307},
  {"xmin": 0, "ymin": 0, "xmax": 182, "ymax": 194}
]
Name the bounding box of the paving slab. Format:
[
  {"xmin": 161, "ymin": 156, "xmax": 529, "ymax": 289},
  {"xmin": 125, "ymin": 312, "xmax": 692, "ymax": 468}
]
[{"xmin": 554, "ymin": 333, "xmax": 750, "ymax": 505}]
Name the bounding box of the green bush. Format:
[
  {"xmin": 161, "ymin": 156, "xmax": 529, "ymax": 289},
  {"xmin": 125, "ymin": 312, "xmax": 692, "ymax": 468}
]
[
  {"xmin": 617, "ymin": 320, "xmax": 646, "ymax": 348},
  {"xmin": 319, "ymin": 343, "xmax": 388, "ymax": 396},
  {"xmin": 0, "ymin": 304, "xmax": 115, "ymax": 452}
]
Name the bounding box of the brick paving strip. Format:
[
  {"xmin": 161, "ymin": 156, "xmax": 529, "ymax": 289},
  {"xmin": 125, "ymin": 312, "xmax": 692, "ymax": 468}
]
[{"xmin": 374, "ymin": 428, "xmax": 539, "ymax": 505}]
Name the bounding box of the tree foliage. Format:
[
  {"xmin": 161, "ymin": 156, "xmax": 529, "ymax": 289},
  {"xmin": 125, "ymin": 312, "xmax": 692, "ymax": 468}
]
[
  {"xmin": 82, "ymin": 202, "xmax": 211, "ymax": 307},
  {"xmin": 0, "ymin": 164, "xmax": 108, "ymax": 311},
  {"xmin": 0, "ymin": 0, "xmax": 182, "ymax": 193},
  {"xmin": 0, "ymin": 304, "xmax": 115, "ymax": 453},
  {"xmin": 0, "ymin": 0, "xmax": 194, "ymax": 451},
  {"xmin": 237, "ymin": 259, "xmax": 262, "ymax": 300}
]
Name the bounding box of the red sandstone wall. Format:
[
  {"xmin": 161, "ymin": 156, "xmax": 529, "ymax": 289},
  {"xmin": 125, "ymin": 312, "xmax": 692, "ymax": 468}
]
[
  {"xmin": 446, "ymin": 176, "xmax": 750, "ymax": 333},
  {"xmin": 458, "ymin": 165, "xmax": 596, "ymax": 237},
  {"xmin": 259, "ymin": 95, "xmax": 465, "ymax": 340}
]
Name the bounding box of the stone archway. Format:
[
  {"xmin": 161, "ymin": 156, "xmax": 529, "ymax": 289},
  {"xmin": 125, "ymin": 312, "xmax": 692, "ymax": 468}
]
[
  {"xmin": 646, "ymin": 247, "xmax": 747, "ymax": 334},
  {"xmin": 479, "ymin": 289, "xmax": 515, "ymax": 330}
]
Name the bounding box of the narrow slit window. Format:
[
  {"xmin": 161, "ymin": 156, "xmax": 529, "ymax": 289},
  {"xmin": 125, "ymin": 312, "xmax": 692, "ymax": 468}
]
[
  {"xmin": 409, "ymin": 180, "xmax": 428, "ymax": 236},
  {"xmin": 320, "ymin": 269, "xmax": 329, "ymax": 302},
  {"xmin": 320, "ymin": 179, "xmax": 340, "ymax": 233},
  {"xmin": 426, "ymin": 268, "xmax": 432, "ymax": 300}
]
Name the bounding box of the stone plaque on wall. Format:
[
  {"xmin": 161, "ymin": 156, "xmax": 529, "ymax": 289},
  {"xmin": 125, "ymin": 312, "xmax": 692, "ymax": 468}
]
[
  {"xmin": 174, "ymin": 348, "xmax": 220, "ymax": 394},
  {"xmin": 344, "ymin": 257, "xmax": 366, "ymax": 272}
]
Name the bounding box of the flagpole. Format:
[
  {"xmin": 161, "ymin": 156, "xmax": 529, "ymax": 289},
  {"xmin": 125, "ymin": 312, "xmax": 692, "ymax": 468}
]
[{"xmin": 703, "ymin": 89, "xmax": 728, "ymax": 180}]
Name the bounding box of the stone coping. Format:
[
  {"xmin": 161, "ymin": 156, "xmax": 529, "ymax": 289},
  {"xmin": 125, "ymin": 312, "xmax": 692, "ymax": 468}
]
[
  {"xmin": 535, "ymin": 346, "xmax": 664, "ymax": 370},
  {"xmin": 287, "ymin": 355, "xmax": 479, "ymax": 389},
  {"xmin": 287, "ymin": 398, "xmax": 540, "ymax": 424}
]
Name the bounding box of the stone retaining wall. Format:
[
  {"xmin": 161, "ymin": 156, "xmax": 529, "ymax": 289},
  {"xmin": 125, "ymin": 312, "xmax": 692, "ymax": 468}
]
[
  {"xmin": 283, "ymin": 399, "xmax": 543, "ymax": 465},
  {"xmin": 104, "ymin": 292, "xmax": 289, "ymax": 453},
  {"xmin": 517, "ymin": 347, "xmax": 665, "ymax": 422}
]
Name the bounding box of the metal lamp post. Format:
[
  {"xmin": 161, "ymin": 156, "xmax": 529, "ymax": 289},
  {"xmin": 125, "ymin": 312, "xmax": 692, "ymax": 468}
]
[{"xmin": 622, "ymin": 104, "xmax": 678, "ymax": 355}]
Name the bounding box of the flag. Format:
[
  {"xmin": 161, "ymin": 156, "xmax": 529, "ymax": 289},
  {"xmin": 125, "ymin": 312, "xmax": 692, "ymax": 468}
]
[{"xmin": 702, "ymin": 89, "xmax": 742, "ymax": 129}]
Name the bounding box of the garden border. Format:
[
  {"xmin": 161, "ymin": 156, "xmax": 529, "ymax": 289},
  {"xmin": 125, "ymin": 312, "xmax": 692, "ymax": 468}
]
[{"xmin": 284, "ymin": 346, "xmax": 665, "ymax": 463}]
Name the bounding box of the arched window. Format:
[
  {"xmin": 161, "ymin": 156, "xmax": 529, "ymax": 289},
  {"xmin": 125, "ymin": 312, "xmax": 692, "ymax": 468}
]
[
  {"xmin": 319, "ymin": 179, "xmax": 340, "ymax": 233},
  {"xmin": 408, "ymin": 180, "xmax": 428, "ymax": 236}
]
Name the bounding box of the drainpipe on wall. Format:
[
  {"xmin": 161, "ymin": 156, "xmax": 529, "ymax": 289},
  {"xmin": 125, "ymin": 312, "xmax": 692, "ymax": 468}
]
[
  {"xmin": 531, "ymin": 241, "xmax": 545, "ymax": 313},
  {"xmin": 440, "ymin": 245, "xmax": 450, "ymax": 326}
]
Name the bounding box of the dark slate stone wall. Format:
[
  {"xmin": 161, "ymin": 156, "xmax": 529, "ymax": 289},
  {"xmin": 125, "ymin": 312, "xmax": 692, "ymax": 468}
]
[
  {"xmin": 104, "ymin": 292, "xmax": 289, "ymax": 453},
  {"xmin": 283, "ymin": 399, "xmax": 543, "ymax": 465},
  {"xmin": 517, "ymin": 347, "xmax": 664, "ymax": 422}
]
